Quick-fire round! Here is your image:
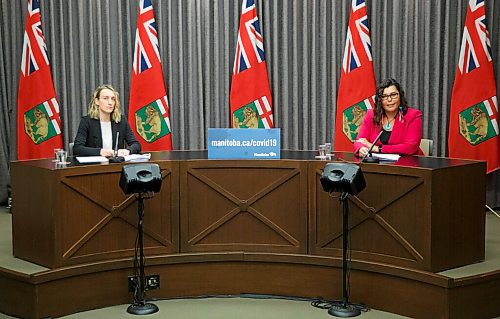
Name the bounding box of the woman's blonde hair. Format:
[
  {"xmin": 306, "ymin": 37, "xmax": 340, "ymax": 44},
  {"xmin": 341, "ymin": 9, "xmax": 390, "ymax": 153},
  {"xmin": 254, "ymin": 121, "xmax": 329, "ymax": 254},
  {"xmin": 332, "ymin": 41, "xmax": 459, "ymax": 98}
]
[{"xmin": 88, "ymin": 84, "xmax": 122, "ymax": 123}]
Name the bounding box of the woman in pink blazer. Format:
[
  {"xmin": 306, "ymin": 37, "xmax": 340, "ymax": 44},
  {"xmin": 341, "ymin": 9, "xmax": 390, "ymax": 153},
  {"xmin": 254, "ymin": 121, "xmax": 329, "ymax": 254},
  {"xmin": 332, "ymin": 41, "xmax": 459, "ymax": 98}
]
[{"xmin": 354, "ymin": 78, "xmax": 423, "ymax": 157}]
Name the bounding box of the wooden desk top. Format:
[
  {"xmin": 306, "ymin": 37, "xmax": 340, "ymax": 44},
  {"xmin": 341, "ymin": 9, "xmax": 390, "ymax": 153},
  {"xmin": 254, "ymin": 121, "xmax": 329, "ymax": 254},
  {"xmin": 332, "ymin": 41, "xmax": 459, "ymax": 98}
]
[{"xmin": 12, "ymin": 150, "xmax": 484, "ymax": 171}]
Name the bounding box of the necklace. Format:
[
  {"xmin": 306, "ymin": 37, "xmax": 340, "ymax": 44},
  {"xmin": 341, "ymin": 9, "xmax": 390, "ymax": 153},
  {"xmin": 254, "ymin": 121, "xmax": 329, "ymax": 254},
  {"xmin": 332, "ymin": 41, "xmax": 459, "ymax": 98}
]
[{"xmin": 384, "ymin": 114, "xmax": 396, "ymax": 130}]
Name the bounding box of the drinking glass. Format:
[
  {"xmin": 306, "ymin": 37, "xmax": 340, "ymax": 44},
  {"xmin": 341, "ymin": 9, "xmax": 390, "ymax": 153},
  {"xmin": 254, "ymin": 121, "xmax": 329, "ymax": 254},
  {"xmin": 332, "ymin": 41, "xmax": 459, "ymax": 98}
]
[
  {"xmin": 53, "ymin": 148, "xmax": 62, "ymax": 162},
  {"xmin": 324, "ymin": 142, "xmax": 332, "ymax": 159},
  {"xmin": 318, "ymin": 144, "xmax": 327, "ymax": 159},
  {"xmin": 57, "ymin": 149, "xmax": 68, "ymax": 165}
]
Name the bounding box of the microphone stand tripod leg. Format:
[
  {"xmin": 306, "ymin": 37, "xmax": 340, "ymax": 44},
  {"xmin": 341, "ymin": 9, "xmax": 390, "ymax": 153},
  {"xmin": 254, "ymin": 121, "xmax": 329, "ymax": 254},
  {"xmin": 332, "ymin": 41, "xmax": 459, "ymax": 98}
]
[
  {"xmin": 327, "ymin": 192, "xmax": 361, "ymax": 318},
  {"xmin": 127, "ymin": 194, "xmax": 159, "ymax": 315}
]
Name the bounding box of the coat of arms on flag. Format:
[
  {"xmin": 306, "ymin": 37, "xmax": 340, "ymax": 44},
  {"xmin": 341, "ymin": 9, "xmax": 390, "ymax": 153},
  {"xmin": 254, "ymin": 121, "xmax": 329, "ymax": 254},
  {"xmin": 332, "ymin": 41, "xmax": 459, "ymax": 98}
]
[
  {"xmin": 17, "ymin": 0, "xmax": 63, "ymax": 160},
  {"xmin": 233, "ymin": 96, "xmax": 272, "ymax": 128},
  {"xmin": 135, "ymin": 97, "xmax": 171, "ymax": 143},
  {"xmin": 448, "ymin": 0, "xmax": 499, "ymax": 173},
  {"xmin": 230, "ymin": 0, "xmax": 273, "ymax": 129},
  {"xmin": 458, "ymin": 97, "xmax": 498, "ymax": 146},
  {"xmin": 341, "ymin": 97, "xmax": 374, "ymax": 142},
  {"xmin": 334, "ymin": 0, "xmax": 376, "ymax": 151},
  {"xmin": 129, "ymin": 0, "xmax": 173, "ymax": 151},
  {"xmin": 23, "ymin": 99, "xmax": 61, "ymax": 144}
]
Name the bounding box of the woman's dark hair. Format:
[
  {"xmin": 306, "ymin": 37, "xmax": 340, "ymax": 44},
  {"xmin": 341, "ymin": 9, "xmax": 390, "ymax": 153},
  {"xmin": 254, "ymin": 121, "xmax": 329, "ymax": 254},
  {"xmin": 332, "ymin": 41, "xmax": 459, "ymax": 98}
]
[{"xmin": 373, "ymin": 78, "xmax": 409, "ymax": 127}]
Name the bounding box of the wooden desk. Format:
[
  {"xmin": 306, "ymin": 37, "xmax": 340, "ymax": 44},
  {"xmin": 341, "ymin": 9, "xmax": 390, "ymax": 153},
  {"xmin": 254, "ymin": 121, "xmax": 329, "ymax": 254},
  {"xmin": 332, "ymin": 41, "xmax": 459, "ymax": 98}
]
[
  {"xmin": 309, "ymin": 152, "xmax": 486, "ymax": 272},
  {"xmin": 11, "ymin": 151, "xmax": 485, "ymax": 272},
  {"xmin": 11, "ymin": 158, "xmax": 179, "ymax": 268}
]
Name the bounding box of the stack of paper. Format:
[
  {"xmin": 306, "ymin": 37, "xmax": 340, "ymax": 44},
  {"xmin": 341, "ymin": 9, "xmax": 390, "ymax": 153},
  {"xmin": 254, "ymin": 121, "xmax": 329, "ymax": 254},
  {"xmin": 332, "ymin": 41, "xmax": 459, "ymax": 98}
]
[
  {"xmin": 124, "ymin": 153, "xmax": 151, "ymax": 162},
  {"xmin": 372, "ymin": 153, "xmax": 400, "ymax": 161},
  {"xmin": 76, "ymin": 156, "xmax": 109, "ymax": 164}
]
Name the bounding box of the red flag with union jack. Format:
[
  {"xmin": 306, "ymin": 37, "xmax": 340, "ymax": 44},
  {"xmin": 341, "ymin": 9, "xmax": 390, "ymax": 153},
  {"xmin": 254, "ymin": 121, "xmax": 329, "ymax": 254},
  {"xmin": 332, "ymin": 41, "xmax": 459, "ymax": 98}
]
[
  {"xmin": 230, "ymin": 0, "xmax": 273, "ymax": 129},
  {"xmin": 448, "ymin": 0, "xmax": 499, "ymax": 173},
  {"xmin": 17, "ymin": 0, "xmax": 63, "ymax": 160},
  {"xmin": 129, "ymin": 0, "xmax": 172, "ymax": 151},
  {"xmin": 334, "ymin": 0, "xmax": 376, "ymax": 152}
]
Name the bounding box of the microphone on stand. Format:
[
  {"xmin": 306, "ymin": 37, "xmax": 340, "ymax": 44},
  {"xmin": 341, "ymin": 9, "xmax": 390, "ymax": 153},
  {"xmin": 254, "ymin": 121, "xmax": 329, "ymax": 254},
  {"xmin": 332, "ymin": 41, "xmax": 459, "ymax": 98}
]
[
  {"xmin": 114, "ymin": 132, "xmax": 120, "ymax": 157},
  {"xmin": 109, "ymin": 131, "xmax": 125, "ymax": 163},
  {"xmin": 360, "ymin": 130, "xmax": 384, "ymax": 163}
]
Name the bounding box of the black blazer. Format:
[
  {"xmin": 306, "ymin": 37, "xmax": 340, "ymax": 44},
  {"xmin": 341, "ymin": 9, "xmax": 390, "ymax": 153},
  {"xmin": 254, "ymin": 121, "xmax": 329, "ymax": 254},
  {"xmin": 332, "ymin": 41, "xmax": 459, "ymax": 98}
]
[{"xmin": 73, "ymin": 116, "xmax": 141, "ymax": 156}]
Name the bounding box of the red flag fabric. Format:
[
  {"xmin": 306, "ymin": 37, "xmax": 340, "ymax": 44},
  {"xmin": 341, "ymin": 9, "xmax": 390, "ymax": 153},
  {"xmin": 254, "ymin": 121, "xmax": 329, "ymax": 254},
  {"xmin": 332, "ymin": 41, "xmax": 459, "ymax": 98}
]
[
  {"xmin": 334, "ymin": 0, "xmax": 376, "ymax": 152},
  {"xmin": 448, "ymin": 0, "xmax": 499, "ymax": 173},
  {"xmin": 17, "ymin": 0, "xmax": 63, "ymax": 160},
  {"xmin": 230, "ymin": 0, "xmax": 273, "ymax": 129},
  {"xmin": 128, "ymin": 0, "xmax": 172, "ymax": 151}
]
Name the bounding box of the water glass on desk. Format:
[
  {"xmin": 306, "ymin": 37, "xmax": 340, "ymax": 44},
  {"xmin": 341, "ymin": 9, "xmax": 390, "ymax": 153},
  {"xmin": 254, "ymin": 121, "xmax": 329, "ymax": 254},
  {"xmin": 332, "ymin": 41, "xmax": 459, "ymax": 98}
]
[
  {"xmin": 318, "ymin": 144, "xmax": 327, "ymax": 159},
  {"xmin": 56, "ymin": 149, "xmax": 69, "ymax": 166},
  {"xmin": 324, "ymin": 142, "xmax": 332, "ymax": 159},
  {"xmin": 52, "ymin": 148, "xmax": 62, "ymax": 162}
]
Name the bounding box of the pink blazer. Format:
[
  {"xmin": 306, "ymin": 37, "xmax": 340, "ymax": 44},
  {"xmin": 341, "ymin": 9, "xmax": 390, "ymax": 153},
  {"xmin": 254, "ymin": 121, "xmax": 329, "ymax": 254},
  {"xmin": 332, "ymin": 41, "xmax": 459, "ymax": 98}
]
[{"xmin": 353, "ymin": 108, "xmax": 423, "ymax": 156}]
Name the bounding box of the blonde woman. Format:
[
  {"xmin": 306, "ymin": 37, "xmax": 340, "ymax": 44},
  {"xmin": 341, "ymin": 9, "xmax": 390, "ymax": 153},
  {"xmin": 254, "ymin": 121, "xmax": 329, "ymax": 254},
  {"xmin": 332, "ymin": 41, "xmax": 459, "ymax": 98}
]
[{"xmin": 73, "ymin": 84, "xmax": 141, "ymax": 157}]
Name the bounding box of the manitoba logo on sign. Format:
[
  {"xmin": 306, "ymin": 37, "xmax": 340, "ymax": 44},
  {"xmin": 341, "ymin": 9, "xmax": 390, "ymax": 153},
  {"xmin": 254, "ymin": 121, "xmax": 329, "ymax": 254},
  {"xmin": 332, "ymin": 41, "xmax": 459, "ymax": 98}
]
[
  {"xmin": 458, "ymin": 97, "xmax": 499, "ymax": 146},
  {"xmin": 135, "ymin": 97, "xmax": 171, "ymax": 143},
  {"xmin": 342, "ymin": 97, "xmax": 373, "ymax": 142},
  {"xmin": 232, "ymin": 96, "xmax": 273, "ymax": 129},
  {"xmin": 23, "ymin": 99, "xmax": 61, "ymax": 144}
]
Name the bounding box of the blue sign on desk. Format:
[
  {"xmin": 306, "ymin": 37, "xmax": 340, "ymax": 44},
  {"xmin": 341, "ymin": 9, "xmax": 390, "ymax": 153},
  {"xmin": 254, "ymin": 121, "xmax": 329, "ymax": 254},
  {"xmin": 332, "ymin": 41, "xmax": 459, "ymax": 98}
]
[{"xmin": 208, "ymin": 128, "xmax": 280, "ymax": 159}]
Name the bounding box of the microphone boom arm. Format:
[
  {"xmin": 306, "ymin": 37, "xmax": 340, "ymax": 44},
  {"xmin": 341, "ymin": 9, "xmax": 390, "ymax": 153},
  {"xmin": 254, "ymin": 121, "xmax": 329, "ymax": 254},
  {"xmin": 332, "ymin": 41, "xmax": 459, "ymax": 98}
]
[{"xmin": 360, "ymin": 130, "xmax": 384, "ymax": 163}]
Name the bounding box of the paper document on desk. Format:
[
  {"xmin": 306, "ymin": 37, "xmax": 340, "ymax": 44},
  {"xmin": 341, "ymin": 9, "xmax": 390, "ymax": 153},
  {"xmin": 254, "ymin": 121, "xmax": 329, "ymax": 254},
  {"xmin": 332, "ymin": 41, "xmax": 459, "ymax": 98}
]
[
  {"xmin": 124, "ymin": 153, "xmax": 151, "ymax": 162},
  {"xmin": 372, "ymin": 153, "xmax": 400, "ymax": 161},
  {"xmin": 76, "ymin": 156, "xmax": 109, "ymax": 163}
]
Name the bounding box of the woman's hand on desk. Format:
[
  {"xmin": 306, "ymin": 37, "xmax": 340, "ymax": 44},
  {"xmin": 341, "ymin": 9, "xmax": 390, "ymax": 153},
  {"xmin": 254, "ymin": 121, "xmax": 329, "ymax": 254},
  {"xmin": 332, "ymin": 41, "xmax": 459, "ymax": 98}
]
[
  {"xmin": 100, "ymin": 148, "xmax": 130, "ymax": 157},
  {"xmin": 100, "ymin": 149, "xmax": 115, "ymax": 157},
  {"xmin": 357, "ymin": 138, "xmax": 378, "ymax": 150},
  {"xmin": 358, "ymin": 146, "xmax": 369, "ymax": 157},
  {"xmin": 117, "ymin": 149, "xmax": 130, "ymax": 156},
  {"xmin": 358, "ymin": 145, "xmax": 380, "ymax": 157}
]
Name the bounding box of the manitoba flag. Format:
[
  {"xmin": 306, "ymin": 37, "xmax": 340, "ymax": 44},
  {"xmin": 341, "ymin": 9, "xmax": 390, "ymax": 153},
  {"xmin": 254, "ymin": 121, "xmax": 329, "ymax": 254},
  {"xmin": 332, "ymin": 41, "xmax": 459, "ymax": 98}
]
[
  {"xmin": 334, "ymin": 0, "xmax": 376, "ymax": 152},
  {"xmin": 230, "ymin": 0, "xmax": 273, "ymax": 129},
  {"xmin": 17, "ymin": 0, "xmax": 63, "ymax": 160},
  {"xmin": 448, "ymin": 0, "xmax": 499, "ymax": 173},
  {"xmin": 129, "ymin": 0, "xmax": 172, "ymax": 151}
]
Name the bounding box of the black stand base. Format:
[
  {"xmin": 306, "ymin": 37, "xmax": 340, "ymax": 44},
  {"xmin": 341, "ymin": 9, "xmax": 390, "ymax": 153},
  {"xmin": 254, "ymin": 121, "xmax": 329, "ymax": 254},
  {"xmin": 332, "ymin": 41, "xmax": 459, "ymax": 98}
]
[
  {"xmin": 362, "ymin": 156, "xmax": 379, "ymax": 163},
  {"xmin": 327, "ymin": 301, "xmax": 361, "ymax": 317},
  {"xmin": 127, "ymin": 301, "xmax": 159, "ymax": 315}
]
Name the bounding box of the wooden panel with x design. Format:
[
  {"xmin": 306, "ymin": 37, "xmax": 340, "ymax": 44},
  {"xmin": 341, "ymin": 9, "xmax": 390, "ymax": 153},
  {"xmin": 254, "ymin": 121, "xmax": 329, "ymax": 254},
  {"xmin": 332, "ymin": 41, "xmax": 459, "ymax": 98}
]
[
  {"xmin": 180, "ymin": 161, "xmax": 309, "ymax": 254},
  {"xmin": 56, "ymin": 165, "xmax": 177, "ymax": 264},
  {"xmin": 311, "ymin": 165, "xmax": 430, "ymax": 269}
]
